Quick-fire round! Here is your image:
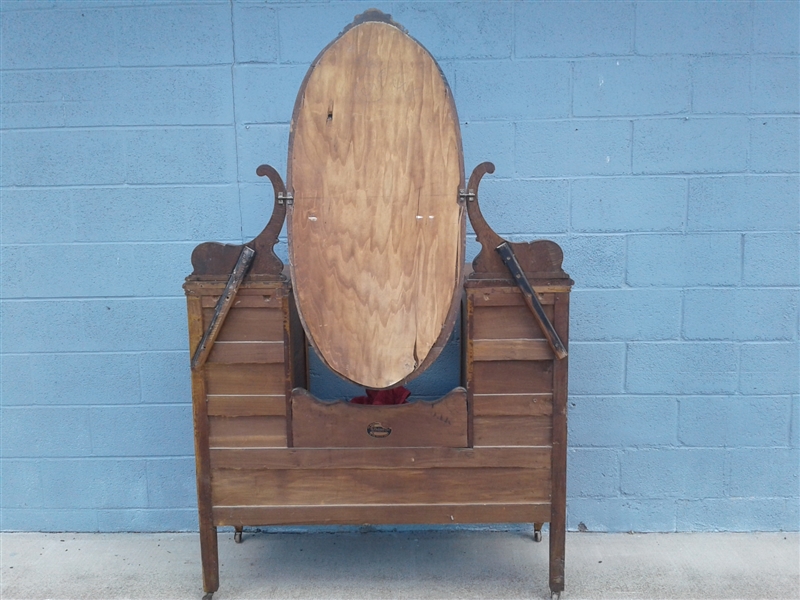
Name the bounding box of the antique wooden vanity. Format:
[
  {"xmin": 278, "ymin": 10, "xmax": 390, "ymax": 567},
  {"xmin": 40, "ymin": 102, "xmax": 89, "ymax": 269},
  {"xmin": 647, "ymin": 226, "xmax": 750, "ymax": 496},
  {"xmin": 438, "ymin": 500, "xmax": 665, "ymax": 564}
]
[{"xmin": 184, "ymin": 10, "xmax": 572, "ymax": 599}]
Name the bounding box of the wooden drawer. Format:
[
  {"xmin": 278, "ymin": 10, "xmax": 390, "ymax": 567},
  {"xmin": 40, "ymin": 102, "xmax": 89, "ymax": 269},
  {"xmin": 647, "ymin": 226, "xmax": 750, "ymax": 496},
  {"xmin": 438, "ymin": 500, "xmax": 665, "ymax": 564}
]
[{"xmin": 291, "ymin": 388, "xmax": 468, "ymax": 448}]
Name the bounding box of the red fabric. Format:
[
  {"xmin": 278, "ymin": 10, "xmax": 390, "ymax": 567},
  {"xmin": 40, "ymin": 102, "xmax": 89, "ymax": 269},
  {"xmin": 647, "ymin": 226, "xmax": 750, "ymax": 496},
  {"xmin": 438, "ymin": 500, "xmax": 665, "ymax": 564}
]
[{"xmin": 350, "ymin": 386, "xmax": 411, "ymax": 405}]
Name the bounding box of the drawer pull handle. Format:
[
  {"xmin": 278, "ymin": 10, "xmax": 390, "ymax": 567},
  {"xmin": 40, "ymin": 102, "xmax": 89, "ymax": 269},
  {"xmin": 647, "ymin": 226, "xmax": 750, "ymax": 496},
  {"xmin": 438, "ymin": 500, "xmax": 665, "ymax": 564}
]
[{"xmin": 367, "ymin": 422, "xmax": 392, "ymax": 438}]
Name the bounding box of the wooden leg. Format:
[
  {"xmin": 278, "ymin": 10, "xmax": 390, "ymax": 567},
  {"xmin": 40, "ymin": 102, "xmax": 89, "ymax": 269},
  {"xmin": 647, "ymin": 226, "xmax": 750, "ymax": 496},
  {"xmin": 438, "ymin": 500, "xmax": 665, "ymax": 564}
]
[
  {"xmin": 199, "ymin": 519, "xmax": 219, "ymax": 594},
  {"xmin": 533, "ymin": 522, "xmax": 543, "ymax": 543},
  {"xmin": 549, "ymin": 292, "xmax": 568, "ymax": 597}
]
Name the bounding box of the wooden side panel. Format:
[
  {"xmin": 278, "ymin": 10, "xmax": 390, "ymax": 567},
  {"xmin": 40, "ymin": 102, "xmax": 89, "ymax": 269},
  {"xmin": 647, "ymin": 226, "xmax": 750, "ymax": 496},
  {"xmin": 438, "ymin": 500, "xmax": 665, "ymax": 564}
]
[
  {"xmin": 211, "ymin": 467, "xmax": 550, "ymax": 506},
  {"xmin": 206, "ymin": 341, "xmax": 284, "ymax": 364},
  {"xmin": 471, "ymin": 361, "xmax": 553, "ymax": 395},
  {"xmin": 207, "ymin": 395, "xmax": 286, "ymax": 417},
  {"xmin": 472, "ymin": 394, "xmax": 552, "ymax": 417},
  {"xmin": 473, "ymin": 416, "xmax": 552, "ymax": 447},
  {"xmin": 472, "ymin": 305, "xmax": 548, "ymax": 340},
  {"xmin": 208, "ymin": 416, "xmax": 286, "ymax": 448},
  {"xmin": 472, "ymin": 339, "xmax": 553, "ymax": 361},
  {"xmin": 214, "ymin": 503, "xmax": 551, "ymax": 527},
  {"xmin": 203, "ymin": 307, "xmax": 284, "ymax": 342},
  {"xmin": 204, "ymin": 363, "xmax": 285, "ymax": 395},
  {"xmin": 291, "ymin": 389, "xmax": 468, "ymax": 448}
]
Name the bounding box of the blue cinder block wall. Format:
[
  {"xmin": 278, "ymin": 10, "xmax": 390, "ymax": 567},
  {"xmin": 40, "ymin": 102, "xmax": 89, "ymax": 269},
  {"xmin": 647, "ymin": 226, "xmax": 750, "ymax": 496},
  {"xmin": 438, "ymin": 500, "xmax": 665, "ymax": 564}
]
[{"xmin": 1, "ymin": 0, "xmax": 798, "ymax": 533}]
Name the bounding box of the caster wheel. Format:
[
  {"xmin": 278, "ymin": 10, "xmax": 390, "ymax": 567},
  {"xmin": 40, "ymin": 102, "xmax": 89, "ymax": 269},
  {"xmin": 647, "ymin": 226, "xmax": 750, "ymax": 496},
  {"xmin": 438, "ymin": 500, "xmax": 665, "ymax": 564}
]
[
  {"xmin": 533, "ymin": 530, "xmax": 543, "ymax": 543},
  {"xmin": 550, "ymin": 592, "xmax": 561, "ymax": 600},
  {"xmin": 202, "ymin": 593, "xmax": 214, "ymax": 600},
  {"xmin": 234, "ymin": 529, "xmax": 243, "ymax": 544}
]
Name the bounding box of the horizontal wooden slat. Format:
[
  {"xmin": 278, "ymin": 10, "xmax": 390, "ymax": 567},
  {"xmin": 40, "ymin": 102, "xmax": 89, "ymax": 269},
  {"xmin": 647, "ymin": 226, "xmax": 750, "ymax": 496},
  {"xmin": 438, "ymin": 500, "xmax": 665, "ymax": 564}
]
[
  {"xmin": 473, "ymin": 416, "xmax": 552, "ymax": 447},
  {"xmin": 472, "ymin": 305, "xmax": 548, "ymax": 340},
  {"xmin": 201, "ymin": 294, "xmax": 282, "ymax": 308},
  {"xmin": 210, "ymin": 467, "xmax": 550, "ymax": 506},
  {"xmin": 209, "ymin": 415, "xmax": 286, "ymax": 448},
  {"xmin": 472, "ymin": 361, "xmax": 553, "ymax": 395},
  {"xmin": 202, "ymin": 307, "xmax": 284, "ymax": 342},
  {"xmin": 472, "ymin": 339, "xmax": 553, "ymax": 361},
  {"xmin": 213, "ymin": 502, "xmax": 551, "ymax": 527},
  {"xmin": 210, "ymin": 446, "xmax": 551, "ymax": 470},
  {"xmin": 207, "ymin": 395, "xmax": 286, "ymax": 417},
  {"xmin": 472, "ymin": 394, "xmax": 553, "ymax": 417},
  {"xmin": 291, "ymin": 388, "xmax": 467, "ymax": 448},
  {"xmin": 204, "ymin": 363, "xmax": 285, "ymax": 395},
  {"xmin": 470, "ymin": 288, "xmax": 555, "ymax": 307},
  {"xmin": 207, "ymin": 341, "xmax": 284, "ymax": 364}
]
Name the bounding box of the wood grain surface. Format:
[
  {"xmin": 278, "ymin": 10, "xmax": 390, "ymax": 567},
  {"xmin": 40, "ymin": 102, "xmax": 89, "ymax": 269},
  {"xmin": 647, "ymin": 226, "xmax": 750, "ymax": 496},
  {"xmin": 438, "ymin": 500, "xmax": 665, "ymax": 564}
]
[
  {"xmin": 291, "ymin": 387, "xmax": 467, "ymax": 448},
  {"xmin": 288, "ymin": 20, "xmax": 464, "ymax": 389}
]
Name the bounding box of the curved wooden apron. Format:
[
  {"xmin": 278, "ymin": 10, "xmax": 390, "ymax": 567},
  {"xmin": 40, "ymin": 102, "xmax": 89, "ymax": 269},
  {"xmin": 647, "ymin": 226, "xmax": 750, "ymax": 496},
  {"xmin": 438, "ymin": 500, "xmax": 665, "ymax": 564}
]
[{"xmin": 287, "ymin": 19, "xmax": 465, "ymax": 389}]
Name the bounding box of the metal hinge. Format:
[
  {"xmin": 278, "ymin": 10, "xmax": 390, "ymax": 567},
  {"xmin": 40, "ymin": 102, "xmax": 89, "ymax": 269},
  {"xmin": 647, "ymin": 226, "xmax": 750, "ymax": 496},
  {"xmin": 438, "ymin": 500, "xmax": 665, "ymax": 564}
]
[
  {"xmin": 278, "ymin": 192, "xmax": 294, "ymax": 205},
  {"xmin": 458, "ymin": 189, "xmax": 476, "ymax": 202}
]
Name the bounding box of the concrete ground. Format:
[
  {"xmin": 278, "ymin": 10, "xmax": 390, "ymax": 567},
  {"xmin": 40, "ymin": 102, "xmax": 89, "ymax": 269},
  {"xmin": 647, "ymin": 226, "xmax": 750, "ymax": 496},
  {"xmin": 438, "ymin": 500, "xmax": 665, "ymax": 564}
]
[{"xmin": 1, "ymin": 529, "xmax": 798, "ymax": 600}]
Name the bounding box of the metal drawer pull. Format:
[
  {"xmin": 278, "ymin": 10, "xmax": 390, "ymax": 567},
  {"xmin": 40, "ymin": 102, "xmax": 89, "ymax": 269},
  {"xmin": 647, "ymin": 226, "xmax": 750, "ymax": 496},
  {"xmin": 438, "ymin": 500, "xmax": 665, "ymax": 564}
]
[{"xmin": 366, "ymin": 422, "xmax": 392, "ymax": 438}]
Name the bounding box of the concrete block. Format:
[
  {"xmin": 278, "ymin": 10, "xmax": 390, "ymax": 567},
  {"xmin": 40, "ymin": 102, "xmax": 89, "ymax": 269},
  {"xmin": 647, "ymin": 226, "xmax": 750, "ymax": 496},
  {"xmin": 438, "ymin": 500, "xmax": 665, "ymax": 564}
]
[
  {"xmin": 626, "ymin": 233, "xmax": 740, "ymax": 286},
  {"xmin": 0, "ymin": 7, "xmax": 118, "ymax": 69},
  {"xmin": 0, "ymin": 298, "xmax": 187, "ymax": 353},
  {"xmin": 791, "ymin": 396, "xmax": 800, "ymax": 447},
  {"xmin": 476, "ymin": 178, "xmax": 568, "ymax": 235},
  {"xmin": 1, "ymin": 67, "xmax": 233, "ymax": 128},
  {"xmin": 240, "ymin": 183, "xmax": 287, "ymax": 241},
  {"xmin": 571, "ymin": 177, "xmax": 686, "ymax": 233},
  {"xmin": 740, "ymin": 341, "xmax": 800, "ymax": 395},
  {"xmin": 567, "ymin": 449, "xmax": 620, "ymax": 497},
  {"xmin": 140, "ymin": 352, "xmax": 192, "ymax": 404},
  {"xmin": 233, "ymin": 65, "xmax": 306, "ymax": 124},
  {"xmin": 461, "ymin": 122, "xmax": 515, "ymax": 180},
  {"xmin": 124, "ymin": 127, "xmax": 237, "ymax": 185},
  {"xmin": 232, "ymin": 3, "xmax": 278, "ymax": 63},
  {"xmin": 692, "ymin": 57, "xmax": 750, "ymax": 115},
  {"xmin": 677, "ymin": 498, "xmax": 799, "ymax": 532},
  {"xmin": 678, "ymin": 396, "xmax": 792, "ymax": 448},
  {"xmin": 116, "ymin": 3, "xmax": 232, "ymax": 66},
  {"xmin": 569, "ymin": 396, "xmax": 677, "ymax": 448},
  {"xmin": 573, "ymin": 57, "xmax": 690, "ymax": 117},
  {"xmin": 626, "ymin": 342, "xmax": 738, "ymax": 394},
  {"xmin": 728, "ymin": 449, "xmax": 799, "ymax": 497},
  {"xmin": 146, "ymin": 458, "xmax": 197, "ymax": 509},
  {"xmin": 559, "ymin": 235, "xmax": 625, "ymax": 288},
  {"xmin": 0, "ymin": 508, "xmax": 98, "ymax": 532},
  {"xmin": 130, "ymin": 243, "xmax": 197, "ymax": 297},
  {"xmin": 1, "ymin": 244, "xmax": 137, "ymax": 299},
  {"xmin": 0, "ymin": 189, "xmax": 74, "ymax": 245},
  {"xmin": 237, "ymin": 124, "xmax": 289, "ymax": 183},
  {"xmin": 688, "ymin": 176, "xmax": 800, "ymax": 232},
  {"xmin": 89, "ymin": 405, "xmax": 193, "ymax": 457},
  {"xmin": 0, "ymin": 407, "xmax": 92, "ymax": 458},
  {"xmin": 39, "ymin": 459, "xmax": 148, "ymax": 509},
  {"xmin": 752, "ymin": 57, "xmax": 800, "ymax": 114},
  {"xmin": 567, "ymin": 498, "xmax": 676, "ymax": 533},
  {"xmin": 636, "ymin": 1, "xmax": 750, "ymax": 55},
  {"xmin": 277, "ymin": 2, "xmax": 376, "ymax": 63},
  {"xmin": 1, "ymin": 130, "xmax": 124, "ymax": 187},
  {"xmin": 455, "ymin": 60, "xmax": 569, "ymax": 120},
  {"xmin": 750, "ymin": 118, "xmax": 800, "ymax": 173},
  {"xmin": 621, "ymin": 448, "xmax": 726, "ymax": 498},
  {"xmin": 393, "ymin": 1, "xmax": 512, "ymax": 59},
  {"xmin": 568, "ymin": 343, "xmax": 625, "ymax": 395},
  {"xmin": 753, "ymin": 1, "xmax": 800, "ymax": 54},
  {"xmin": 571, "ymin": 289, "xmax": 681, "ymax": 342},
  {"xmin": 744, "ymin": 233, "xmax": 800, "ymax": 287},
  {"xmin": 683, "ymin": 288, "xmax": 798, "ymax": 341},
  {"xmin": 516, "ymin": 120, "xmax": 631, "ymax": 177},
  {"xmin": 633, "ymin": 117, "xmax": 748, "ymax": 174},
  {"xmin": 0, "ymin": 461, "xmax": 42, "ymax": 509},
  {"xmin": 96, "ymin": 508, "xmax": 198, "ymax": 532},
  {"xmin": 0, "ymin": 353, "xmax": 140, "ymax": 406},
  {"xmin": 71, "ymin": 185, "xmax": 242, "ymax": 243},
  {"xmin": 515, "ymin": 1, "xmax": 633, "ymax": 57}
]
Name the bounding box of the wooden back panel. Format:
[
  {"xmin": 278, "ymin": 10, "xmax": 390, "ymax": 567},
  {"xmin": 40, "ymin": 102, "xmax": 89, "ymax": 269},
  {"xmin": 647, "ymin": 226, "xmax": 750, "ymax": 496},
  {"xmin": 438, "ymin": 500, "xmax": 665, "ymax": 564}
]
[{"xmin": 287, "ymin": 17, "xmax": 465, "ymax": 390}]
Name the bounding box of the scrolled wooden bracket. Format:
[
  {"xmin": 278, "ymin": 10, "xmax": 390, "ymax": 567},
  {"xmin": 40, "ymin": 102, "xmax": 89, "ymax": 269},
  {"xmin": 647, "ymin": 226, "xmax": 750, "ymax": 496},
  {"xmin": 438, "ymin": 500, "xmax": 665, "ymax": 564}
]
[
  {"xmin": 188, "ymin": 164, "xmax": 287, "ymax": 279},
  {"xmin": 465, "ymin": 162, "xmax": 570, "ymax": 282}
]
